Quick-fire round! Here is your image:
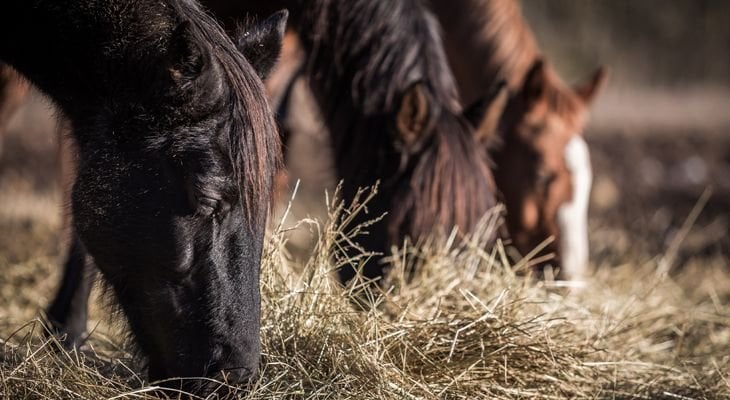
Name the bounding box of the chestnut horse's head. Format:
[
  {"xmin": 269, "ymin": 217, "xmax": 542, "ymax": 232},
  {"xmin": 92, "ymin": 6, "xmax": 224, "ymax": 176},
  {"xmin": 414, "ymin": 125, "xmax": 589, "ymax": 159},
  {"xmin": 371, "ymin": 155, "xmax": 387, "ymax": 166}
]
[{"xmin": 492, "ymin": 59, "xmax": 606, "ymax": 280}]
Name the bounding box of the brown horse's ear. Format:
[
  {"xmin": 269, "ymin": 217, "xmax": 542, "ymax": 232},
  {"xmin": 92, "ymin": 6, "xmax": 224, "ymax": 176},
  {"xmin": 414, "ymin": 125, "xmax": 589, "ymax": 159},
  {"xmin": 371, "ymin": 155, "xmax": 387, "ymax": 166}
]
[
  {"xmin": 396, "ymin": 82, "xmax": 430, "ymax": 148},
  {"xmin": 521, "ymin": 58, "xmax": 548, "ymax": 107},
  {"xmin": 575, "ymin": 66, "xmax": 608, "ymax": 105},
  {"xmin": 235, "ymin": 10, "xmax": 288, "ymax": 80},
  {"xmin": 168, "ymin": 21, "xmax": 211, "ymax": 87},
  {"xmin": 463, "ymin": 81, "xmax": 509, "ymax": 142}
]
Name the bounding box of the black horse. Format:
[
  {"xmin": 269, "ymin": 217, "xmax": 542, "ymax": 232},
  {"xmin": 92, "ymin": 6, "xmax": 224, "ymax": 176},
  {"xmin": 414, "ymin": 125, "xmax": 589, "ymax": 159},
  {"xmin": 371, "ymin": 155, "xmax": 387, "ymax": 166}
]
[
  {"xmin": 292, "ymin": 0, "xmax": 504, "ymax": 282},
  {"xmin": 1, "ymin": 0, "xmax": 284, "ymax": 391}
]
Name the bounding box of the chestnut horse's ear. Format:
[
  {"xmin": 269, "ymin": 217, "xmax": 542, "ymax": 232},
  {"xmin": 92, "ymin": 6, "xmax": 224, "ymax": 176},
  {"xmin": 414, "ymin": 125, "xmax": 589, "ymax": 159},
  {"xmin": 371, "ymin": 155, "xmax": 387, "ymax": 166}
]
[
  {"xmin": 575, "ymin": 66, "xmax": 608, "ymax": 105},
  {"xmin": 463, "ymin": 80, "xmax": 509, "ymax": 142},
  {"xmin": 168, "ymin": 21, "xmax": 211, "ymax": 87},
  {"xmin": 521, "ymin": 58, "xmax": 548, "ymax": 106},
  {"xmin": 235, "ymin": 10, "xmax": 288, "ymax": 80},
  {"xmin": 396, "ymin": 82, "xmax": 431, "ymax": 148}
]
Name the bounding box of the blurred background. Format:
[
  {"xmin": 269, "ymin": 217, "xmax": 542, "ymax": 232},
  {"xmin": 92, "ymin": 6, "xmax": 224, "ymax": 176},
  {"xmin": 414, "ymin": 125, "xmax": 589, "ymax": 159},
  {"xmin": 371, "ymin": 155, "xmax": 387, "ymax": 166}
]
[
  {"xmin": 527, "ymin": 0, "xmax": 730, "ymax": 88},
  {"xmin": 522, "ymin": 0, "xmax": 730, "ymax": 268},
  {"xmin": 0, "ymin": 1, "xmax": 728, "ymax": 320}
]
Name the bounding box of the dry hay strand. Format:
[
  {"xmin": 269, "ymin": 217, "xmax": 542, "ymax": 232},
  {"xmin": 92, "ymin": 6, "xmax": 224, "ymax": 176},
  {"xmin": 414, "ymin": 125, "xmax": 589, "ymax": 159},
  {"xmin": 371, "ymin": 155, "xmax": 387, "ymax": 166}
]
[
  {"xmin": 0, "ymin": 185, "xmax": 728, "ymax": 399},
  {"xmin": 0, "ymin": 319, "xmax": 143, "ymax": 399}
]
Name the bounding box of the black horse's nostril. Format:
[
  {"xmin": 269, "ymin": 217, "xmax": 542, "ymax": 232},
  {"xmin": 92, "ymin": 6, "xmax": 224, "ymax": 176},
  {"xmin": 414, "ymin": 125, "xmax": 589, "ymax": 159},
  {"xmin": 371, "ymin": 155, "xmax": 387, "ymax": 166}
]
[
  {"xmin": 178, "ymin": 365, "xmax": 256, "ymax": 396},
  {"xmin": 213, "ymin": 351, "xmax": 259, "ymax": 385}
]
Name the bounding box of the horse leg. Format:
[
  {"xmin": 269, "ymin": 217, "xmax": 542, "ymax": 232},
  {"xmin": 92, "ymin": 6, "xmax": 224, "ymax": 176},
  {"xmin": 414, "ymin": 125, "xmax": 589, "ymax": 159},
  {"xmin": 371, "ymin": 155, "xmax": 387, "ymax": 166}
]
[
  {"xmin": 45, "ymin": 233, "xmax": 96, "ymax": 348},
  {"xmin": 266, "ymin": 32, "xmax": 306, "ymax": 202},
  {"xmin": 0, "ymin": 64, "xmax": 30, "ymax": 157},
  {"xmin": 45, "ymin": 121, "xmax": 94, "ymax": 349}
]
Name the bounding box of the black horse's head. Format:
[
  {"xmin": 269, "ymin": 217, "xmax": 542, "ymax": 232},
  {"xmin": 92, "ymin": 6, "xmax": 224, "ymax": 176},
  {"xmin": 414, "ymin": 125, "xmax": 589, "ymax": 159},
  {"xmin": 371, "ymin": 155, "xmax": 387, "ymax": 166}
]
[{"xmin": 68, "ymin": 9, "xmax": 287, "ymax": 389}]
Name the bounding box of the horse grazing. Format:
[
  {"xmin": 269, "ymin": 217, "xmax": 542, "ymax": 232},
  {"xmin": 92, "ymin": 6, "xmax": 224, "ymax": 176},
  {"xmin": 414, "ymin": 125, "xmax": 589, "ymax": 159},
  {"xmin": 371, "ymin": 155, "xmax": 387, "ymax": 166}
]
[
  {"xmin": 1, "ymin": 1, "xmax": 285, "ymax": 390},
  {"xmin": 430, "ymin": 0, "xmax": 607, "ymax": 280},
  {"xmin": 293, "ymin": 0, "xmax": 503, "ymax": 282}
]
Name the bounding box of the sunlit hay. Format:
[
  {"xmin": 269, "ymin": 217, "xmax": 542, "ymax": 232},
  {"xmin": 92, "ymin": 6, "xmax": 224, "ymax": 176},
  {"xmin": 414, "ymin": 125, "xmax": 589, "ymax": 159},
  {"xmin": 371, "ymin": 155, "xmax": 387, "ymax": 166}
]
[
  {"xmin": 376, "ymin": 253, "xmax": 729, "ymax": 398},
  {"xmin": 0, "ymin": 185, "xmax": 728, "ymax": 399},
  {"xmin": 0, "ymin": 319, "xmax": 143, "ymax": 399},
  {"xmin": 252, "ymin": 185, "xmax": 729, "ymax": 399},
  {"xmin": 256, "ymin": 184, "xmax": 390, "ymax": 397}
]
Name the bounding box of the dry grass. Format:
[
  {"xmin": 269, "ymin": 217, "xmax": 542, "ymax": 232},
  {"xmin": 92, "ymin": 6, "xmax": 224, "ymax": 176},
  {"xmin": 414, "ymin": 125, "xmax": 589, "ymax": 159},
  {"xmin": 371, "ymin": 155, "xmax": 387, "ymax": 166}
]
[{"xmin": 0, "ymin": 186, "xmax": 729, "ymax": 399}]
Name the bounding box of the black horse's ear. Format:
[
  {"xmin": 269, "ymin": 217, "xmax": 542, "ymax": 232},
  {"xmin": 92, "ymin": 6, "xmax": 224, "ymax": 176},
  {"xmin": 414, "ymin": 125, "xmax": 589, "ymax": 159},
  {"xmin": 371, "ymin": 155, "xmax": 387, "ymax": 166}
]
[
  {"xmin": 235, "ymin": 10, "xmax": 289, "ymax": 80},
  {"xmin": 463, "ymin": 80, "xmax": 509, "ymax": 142},
  {"xmin": 396, "ymin": 82, "xmax": 431, "ymax": 148},
  {"xmin": 168, "ymin": 21, "xmax": 211, "ymax": 88}
]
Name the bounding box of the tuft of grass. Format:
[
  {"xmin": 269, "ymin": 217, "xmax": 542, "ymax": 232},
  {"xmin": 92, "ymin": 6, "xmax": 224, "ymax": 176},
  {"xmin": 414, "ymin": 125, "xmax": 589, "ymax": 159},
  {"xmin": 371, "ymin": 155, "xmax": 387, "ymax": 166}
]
[{"xmin": 1, "ymin": 186, "xmax": 729, "ymax": 399}]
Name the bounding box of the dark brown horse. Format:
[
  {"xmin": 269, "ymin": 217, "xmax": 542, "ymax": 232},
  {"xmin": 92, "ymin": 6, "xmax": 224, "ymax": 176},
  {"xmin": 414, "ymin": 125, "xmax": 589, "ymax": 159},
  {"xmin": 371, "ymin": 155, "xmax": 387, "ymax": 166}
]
[
  {"xmin": 289, "ymin": 0, "xmax": 504, "ymax": 283},
  {"xmin": 431, "ymin": 0, "xmax": 607, "ymax": 281},
  {"xmin": 1, "ymin": 0, "xmax": 284, "ymax": 392}
]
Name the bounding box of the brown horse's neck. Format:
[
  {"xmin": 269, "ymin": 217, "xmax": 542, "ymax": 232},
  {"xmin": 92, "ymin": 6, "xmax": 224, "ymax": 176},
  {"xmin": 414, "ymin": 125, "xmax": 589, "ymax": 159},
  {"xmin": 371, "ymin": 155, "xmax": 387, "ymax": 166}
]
[{"xmin": 431, "ymin": 0, "xmax": 539, "ymax": 104}]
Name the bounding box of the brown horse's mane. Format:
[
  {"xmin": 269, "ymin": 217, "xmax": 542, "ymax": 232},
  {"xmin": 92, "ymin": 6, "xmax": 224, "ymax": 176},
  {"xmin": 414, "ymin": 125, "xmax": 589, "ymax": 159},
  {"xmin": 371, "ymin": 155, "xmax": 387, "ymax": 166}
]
[{"xmin": 298, "ymin": 0, "xmax": 496, "ymax": 242}]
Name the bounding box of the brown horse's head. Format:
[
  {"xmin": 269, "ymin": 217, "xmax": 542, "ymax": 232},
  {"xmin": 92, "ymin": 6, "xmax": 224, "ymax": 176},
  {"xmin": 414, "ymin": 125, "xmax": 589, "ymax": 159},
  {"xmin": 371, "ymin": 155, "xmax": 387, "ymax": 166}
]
[{"xmin": 491, "ymin": 59, "xmax": 606, "ymax": 280}]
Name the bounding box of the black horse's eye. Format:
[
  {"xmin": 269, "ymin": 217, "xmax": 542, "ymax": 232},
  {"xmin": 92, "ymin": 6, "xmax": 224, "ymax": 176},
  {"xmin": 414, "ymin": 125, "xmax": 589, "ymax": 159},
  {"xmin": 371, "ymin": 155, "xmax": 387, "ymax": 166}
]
[
  {"xmin": 179, "ymin": 165, "xmax": 233, "ymax": 220},
  {"xmin": 197, "ymin": 197, "xmax": 218, "ymax": 217},
  {"xmin": 195, "ymin": 196, "xmax": 232, "ymax": 220}
]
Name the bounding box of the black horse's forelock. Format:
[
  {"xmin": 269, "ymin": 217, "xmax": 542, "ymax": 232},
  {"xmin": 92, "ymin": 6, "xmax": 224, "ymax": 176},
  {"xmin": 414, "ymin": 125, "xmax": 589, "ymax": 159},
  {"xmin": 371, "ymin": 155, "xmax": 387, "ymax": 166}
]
[
  {"xmin": 300, "ymin": 0, "xmax": 496, "ymax": 240},
  {"xmin": 173, "ymin": 0, "xmax": 282, "ymax": 223}
]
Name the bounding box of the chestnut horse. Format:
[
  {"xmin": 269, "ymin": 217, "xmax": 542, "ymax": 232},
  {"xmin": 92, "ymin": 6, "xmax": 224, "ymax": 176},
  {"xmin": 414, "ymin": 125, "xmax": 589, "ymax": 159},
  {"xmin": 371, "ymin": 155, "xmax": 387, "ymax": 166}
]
[
  {"xmin": 1, "ymin": 0, "xmax": 284, "ymax": 392},
  {"xmin": 430, "ymin": 0, "xmax": 607, "ymax": 281}
]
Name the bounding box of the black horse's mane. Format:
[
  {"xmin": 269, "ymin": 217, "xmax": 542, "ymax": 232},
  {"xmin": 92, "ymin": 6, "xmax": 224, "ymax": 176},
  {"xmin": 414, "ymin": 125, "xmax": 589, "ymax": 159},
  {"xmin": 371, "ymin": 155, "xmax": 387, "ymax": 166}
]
[
  {"xmin": 172, "ymin": 0, "xmax": 282, "ymax": 222},
  {"xmin": 299, "ymin": 0, "xmax": 496, "ymax": 241}
]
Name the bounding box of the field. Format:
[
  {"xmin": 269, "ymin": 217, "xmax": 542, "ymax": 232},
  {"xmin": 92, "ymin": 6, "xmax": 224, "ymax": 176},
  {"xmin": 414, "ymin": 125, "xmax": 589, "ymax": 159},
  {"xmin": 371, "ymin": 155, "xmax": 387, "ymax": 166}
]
[
  {"xmin": 2, "ymin": 1, "xmax": 730, "ymax": 395},
  {"xmin": 0, "ymin": 88, "xmax": 728, "ymax": 399}
]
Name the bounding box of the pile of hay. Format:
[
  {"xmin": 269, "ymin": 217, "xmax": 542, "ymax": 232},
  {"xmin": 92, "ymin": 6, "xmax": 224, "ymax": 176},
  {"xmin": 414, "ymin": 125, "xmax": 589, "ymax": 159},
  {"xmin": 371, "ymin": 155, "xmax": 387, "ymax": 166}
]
[{"xmin": 1, "ymin": 188, "xmax": 728, "ymax": 399}]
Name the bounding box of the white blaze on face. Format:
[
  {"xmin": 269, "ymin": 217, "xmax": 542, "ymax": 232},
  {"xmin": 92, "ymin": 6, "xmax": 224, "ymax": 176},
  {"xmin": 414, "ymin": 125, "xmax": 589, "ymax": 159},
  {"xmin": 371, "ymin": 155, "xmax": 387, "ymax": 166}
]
[{"xmin": 557, "ymin": 135, "xmax": 592, "ymax": 281}]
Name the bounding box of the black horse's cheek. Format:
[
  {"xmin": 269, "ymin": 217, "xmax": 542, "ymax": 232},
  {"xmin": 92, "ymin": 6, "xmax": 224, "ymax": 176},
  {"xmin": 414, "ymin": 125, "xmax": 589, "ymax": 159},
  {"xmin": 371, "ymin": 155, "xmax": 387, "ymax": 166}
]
[
  {"xmin": 75, "ymin": 166, "xmax": 262, "ymax": 386},
  {"xmin": 70, "ymin": 160, "xmax": 177, "ymax": 270},
  {"xmin": 70, "ymin": 165, "xmax": 127, "ymax": 268}
]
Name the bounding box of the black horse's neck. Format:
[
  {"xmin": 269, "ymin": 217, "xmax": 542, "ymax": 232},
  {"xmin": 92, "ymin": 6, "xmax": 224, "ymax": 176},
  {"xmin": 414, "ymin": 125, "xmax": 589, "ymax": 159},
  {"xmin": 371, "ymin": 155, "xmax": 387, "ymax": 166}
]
[{"xmin": 0, "ymin": 1, "xmax": 190, "ymax": 118}]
